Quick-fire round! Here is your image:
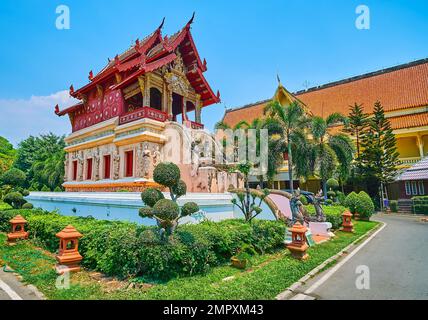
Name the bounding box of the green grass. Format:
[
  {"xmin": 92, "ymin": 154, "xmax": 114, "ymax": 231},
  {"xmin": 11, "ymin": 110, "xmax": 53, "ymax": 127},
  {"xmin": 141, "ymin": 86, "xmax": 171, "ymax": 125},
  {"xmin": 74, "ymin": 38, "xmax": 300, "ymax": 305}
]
[{"xmin": 0, "ymin": 220, "xmax": 379, "ymax": 300}]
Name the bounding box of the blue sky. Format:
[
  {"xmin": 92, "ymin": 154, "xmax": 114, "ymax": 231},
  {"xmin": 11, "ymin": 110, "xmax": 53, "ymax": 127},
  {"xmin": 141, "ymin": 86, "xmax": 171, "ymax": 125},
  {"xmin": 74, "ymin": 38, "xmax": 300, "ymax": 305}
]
[{"xmin": 1, "ymin": 0, "xmax": 427, "ymax": 145}]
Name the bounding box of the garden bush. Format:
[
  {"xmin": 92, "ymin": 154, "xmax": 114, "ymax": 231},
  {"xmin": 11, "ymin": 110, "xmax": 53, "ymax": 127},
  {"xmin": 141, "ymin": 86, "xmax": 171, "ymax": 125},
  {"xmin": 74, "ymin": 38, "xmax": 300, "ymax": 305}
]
[
  {"xmin": 389, "ymin": 200, "xmax": 398, "ymax": 213},
  {"xmin": 0, "ymin": 168, "xmax": 26, "ymax": 187},
  {"xmin": 355, "ymin": 191, "xmax": 375, "ymax": 220},
  {"xmin": 305, "ymin": 205, "xmax": 346, "ymax": 229},
  {"xmin": 22, "ymin": 203, "xmax": 34, "ymax": 209},
  {"xmin": 344, "ymin": 192, "xmax": 359, "ymax": 214},
  {"xmin": 326, "ymin": 178, "xmax": 339, "ymax": 190},
  {"xmin": 412, "ymin": 197, "xmax": 428, "ymax": 215},
  {"xmin": 0, "ymin": 208, "xmax": 285, "ymax": 280},
  {"xmin": 3, "ymin": 192, "xmax": 27, "ymax": 209},
  {"xmin": 41, "ymin": 185, "xmax": 51, "ymax": 192}
]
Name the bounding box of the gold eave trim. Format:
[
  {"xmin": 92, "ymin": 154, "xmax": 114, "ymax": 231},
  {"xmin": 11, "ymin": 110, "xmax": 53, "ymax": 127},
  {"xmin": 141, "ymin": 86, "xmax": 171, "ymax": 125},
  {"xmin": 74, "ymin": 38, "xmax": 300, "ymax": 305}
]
[
  {"xmin": 113, "ymin": 132, "xmax": 166, "ymax": 146},
  {"xmin": 65, "ymin": 135, "xmax": 115, "ymax": 152},
  {"xmin": 65, "ymin": 117, "xmax": 119, "ymax": 143}
]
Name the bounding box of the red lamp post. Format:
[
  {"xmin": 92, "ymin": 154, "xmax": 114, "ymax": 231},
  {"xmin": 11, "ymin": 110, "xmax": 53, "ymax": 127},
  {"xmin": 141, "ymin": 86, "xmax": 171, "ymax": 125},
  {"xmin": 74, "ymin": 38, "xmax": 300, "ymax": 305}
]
[
  {"xmin": 55, "ymin": 225, "xmax": 83, "ymax": 274},
  {"xmin": 7, "ymin": 215, "xmax": 29, "ymax": 244},
  {"xmin": 342, "ymin": 211, "xmax": 354, "ymax": 233},
  {"xmin": 287, "ymin": 222, "xmax": 309, "ymax": 260}
]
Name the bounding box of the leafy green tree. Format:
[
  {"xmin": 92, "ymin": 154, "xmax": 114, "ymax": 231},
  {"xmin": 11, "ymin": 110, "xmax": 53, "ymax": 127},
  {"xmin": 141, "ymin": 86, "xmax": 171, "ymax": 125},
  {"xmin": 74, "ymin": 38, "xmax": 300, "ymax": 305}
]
[
  {"xmin": 0, "ymin": 168, "xmax": 26, "ymax": 187},
  {"xmin": 308, "ymin": 113, "xmax": 355, "ymax": 198},
  {"xmin": 14, "ymin": 133, "xmax": 65, "ymax": 190},
  {"xmin": 264, "ymin": 100, "xmax": 310, "ymax": 192},
  {"xmin": 359, "ymin": 101, "xmax": 400, "ymax": 207},
  {"xmin": 344, "ymin": 103, "xmax": 369, "ymax": 158},
  {"xmin": 232, "ymin": 161, "xmax": 270, "ymax": 222},
  {"xmin": 215, "ymin": 118, "xmax": 285, "ymax": 188},
  {"xmin": 0, "ymin": 136, "xmax": 16, "ymax": 175}
]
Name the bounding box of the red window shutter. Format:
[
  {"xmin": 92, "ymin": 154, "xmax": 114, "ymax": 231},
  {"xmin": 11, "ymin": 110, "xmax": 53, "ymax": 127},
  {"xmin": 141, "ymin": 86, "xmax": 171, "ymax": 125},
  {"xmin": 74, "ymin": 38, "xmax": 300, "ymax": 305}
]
[
  {"xmin": 72, "ymin": 161, "xmax": 78, "ymax": 181},
  {"xmin": 104, "ymin": 155, "xmax": 111, "ymax": 179},
  {"xmin": 87, "ymin": 158, "xmax": 93, "ymax": 180},
  {"xmin": 125, "ymin": 151, "xmax": 134, "ymax": 177}
]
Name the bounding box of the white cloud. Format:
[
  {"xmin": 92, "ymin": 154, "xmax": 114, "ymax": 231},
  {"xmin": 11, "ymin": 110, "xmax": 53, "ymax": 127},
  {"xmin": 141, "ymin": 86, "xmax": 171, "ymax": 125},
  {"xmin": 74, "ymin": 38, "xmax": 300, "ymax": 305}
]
[{"xmin": 0, "ymin": 90, "xmax": 79, "ymax": 146}]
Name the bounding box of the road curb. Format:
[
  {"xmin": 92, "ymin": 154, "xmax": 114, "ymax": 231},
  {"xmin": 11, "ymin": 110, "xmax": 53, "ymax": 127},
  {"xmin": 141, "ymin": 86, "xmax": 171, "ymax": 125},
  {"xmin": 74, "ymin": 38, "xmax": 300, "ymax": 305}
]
[{"xmin": 276, "ymin": 221, "xmax": 385, "ymax": 300}]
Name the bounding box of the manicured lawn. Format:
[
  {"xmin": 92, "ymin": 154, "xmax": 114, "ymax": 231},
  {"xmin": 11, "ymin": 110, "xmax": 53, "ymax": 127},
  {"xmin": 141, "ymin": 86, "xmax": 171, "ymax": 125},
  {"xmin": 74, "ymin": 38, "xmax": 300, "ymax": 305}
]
[{"xmin": 0, "ymin": 219, "xmax": 379, "ymax": 300}]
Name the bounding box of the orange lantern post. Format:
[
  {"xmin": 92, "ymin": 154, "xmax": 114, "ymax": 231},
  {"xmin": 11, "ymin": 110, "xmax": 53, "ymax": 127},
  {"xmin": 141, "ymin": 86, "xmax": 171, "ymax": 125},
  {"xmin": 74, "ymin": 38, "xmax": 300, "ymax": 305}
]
[
  {"xmin": 342, "ymin": 211, "xmax": 354, "ymax": 233},
  {"xmin": 7, "ymin": 215, "xmax": 29, "ymax": 244},
  {"xmin": 287, "ymin": 222, "xmax": 309, "ymax": 260},
  {"xmin": 55, "ymin": 225, "xmax": 83, "ymax": 274}
]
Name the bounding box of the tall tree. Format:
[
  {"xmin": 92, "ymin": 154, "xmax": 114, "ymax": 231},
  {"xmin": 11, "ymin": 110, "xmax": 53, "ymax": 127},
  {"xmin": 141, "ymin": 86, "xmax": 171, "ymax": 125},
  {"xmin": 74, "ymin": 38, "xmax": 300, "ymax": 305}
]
[
  {"xmin": 14, "ymin": 133, "xmax": 66, "ymax": 190},
  {"xmin": 0, "ymin": 136, "xmax": 16, "ymax": 175},
  {"xmin": 264, "ymin": 100, "xmax": 309, "ymax": 193},
  {"xmin": 344, "ymin": 103, "xmax": 369, "ymax": 158},
  {"xmin": 308, "ymin": 113, "xmax": 355, "ymax": 197},
  {"xmin": 359, "ymin": 101, "xmax": 400, "ymax": 207}
]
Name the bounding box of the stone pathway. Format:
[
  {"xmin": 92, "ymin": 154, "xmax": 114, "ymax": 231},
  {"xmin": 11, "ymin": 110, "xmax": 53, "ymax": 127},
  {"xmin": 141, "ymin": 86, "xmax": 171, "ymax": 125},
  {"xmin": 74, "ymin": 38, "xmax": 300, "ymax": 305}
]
[
  {"xmin": 289, "ymin": 214, "xmax": 428, "ymax": 300},
  {"xmin": 0, "ymin": 267, "xmax": 43, "ymax": 300}
]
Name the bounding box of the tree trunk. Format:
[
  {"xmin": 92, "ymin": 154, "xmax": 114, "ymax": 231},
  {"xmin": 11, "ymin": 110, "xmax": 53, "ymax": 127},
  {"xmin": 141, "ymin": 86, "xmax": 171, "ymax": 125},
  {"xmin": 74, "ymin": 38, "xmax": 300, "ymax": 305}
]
[
  {"xmin": 287, "ymin": 136, "xmax": 294, "ymax": 193},
  {"xmin": 322, "ymin": 179, "xmax": 328, "ymax": 201},
  {"xmin": 245, "ymin": 175, "xmax": 250, "ymax": 220}
]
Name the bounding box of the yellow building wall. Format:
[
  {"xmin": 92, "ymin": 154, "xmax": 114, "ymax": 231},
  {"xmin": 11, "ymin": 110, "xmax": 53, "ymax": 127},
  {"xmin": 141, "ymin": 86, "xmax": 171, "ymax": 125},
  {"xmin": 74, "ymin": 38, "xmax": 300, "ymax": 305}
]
[
  {"xmin": 396, "ymin": 137, "xmax": 420, "ymax": 158},
  {"xmin": 422, "ymin": 135, "xmax": 428, "ymax": 155}
]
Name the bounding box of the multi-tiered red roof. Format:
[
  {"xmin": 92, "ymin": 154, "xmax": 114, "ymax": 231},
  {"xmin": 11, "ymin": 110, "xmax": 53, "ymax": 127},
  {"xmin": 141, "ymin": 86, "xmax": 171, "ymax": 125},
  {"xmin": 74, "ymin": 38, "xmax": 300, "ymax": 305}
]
[{"xmin": 55, "ymin": 14, "xmax": 220, "ymax": 132}]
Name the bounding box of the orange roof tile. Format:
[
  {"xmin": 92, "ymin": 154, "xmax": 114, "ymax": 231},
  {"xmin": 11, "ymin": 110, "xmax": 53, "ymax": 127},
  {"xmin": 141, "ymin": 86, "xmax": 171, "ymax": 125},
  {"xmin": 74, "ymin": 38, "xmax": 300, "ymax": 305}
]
[
  {"xmin": 389, "ymin": 112, "xmax": 428, "ymax": 130},
  {"xmin": 223, "ymin": 58, "xmax": 428, "ymax": 130}
]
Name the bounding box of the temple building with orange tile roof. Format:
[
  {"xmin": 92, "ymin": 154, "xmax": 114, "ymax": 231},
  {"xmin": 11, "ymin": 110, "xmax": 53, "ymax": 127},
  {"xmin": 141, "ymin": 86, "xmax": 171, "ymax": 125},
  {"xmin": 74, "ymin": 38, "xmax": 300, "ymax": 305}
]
[{"xmin": 222, "ymin": 58, "xmax": 428, "ymax": 194}]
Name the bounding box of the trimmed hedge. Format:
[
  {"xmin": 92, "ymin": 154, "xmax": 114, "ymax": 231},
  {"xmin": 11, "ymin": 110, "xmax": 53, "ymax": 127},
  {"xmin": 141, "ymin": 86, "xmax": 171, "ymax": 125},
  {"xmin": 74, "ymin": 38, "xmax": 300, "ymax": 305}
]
[
  {"xmin": 0, "ymin": 208, "xmax": 285, "ymax": 280},
  {"xmin": 412, "ymin": 197, "xmax": 428, "ymax": 215},
  {"xmin": 389, "ymin": 200, "xmax": 398, "ymax": 213},
  {"xmin": 305, "ymin": 205, "xmax": 346, "ymax": 229},
  {"xmin": 356, "ymin": 191, "xmax": 375, "ymax": 220}
]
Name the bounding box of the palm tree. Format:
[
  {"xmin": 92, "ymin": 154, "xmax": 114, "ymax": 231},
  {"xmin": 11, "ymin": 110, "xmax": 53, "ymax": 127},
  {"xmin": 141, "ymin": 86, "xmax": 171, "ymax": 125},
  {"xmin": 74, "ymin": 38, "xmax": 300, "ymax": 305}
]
[
  {"xmin": 264, "ymin": 100, "xmax": 309, "ymax": 193},
  {"xmin": 308, "ymin": 113, "xmax": 355, "ymax": 197}
]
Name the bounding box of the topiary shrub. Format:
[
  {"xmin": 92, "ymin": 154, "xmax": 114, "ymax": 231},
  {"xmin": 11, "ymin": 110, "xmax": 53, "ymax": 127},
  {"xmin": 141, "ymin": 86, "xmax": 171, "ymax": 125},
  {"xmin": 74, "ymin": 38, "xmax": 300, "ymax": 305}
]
[
  {"xmin": 325, "ymin": 199, "xmax": 333, "ymax": 205},
  {"xmin": 345, "ymin": 191, "xmax": 359, "ymax": 214},
  {"xmin": 41, "ymin": 185, "xmax": 51, "ymax": 192},
  {"xmin": 0, "ymin": 168, "xmax": 27, "ymax": 188},
  {"xmin": 389, "ymin": 200, "xmax": 398, "ymax": 213},
  {"xmin": 141, "ymin": 188, "xmax": 164, "ymax": 207},
  {"xmin": 153, "ymin": 162, "xmax": 180, "ymax": 188},
  {"xmin": 327, "ymin": 190, "xmax": 336, "ymax": 200},
  {"xmin": 3, "ymin": 192, "xmax": 27, "ymax": 209},
  {"xmin": 22, "ymin": 202, "xmax": 34, "ymax": 209},
  {"xmin": 139, "ymin": 162, "xmax": 199, "ymax": 237},
  {"xmin": 54, "ymin": 186, "xmax": 62, "ymax": 192},
  {"xmin": 356, "ymin": 191, "xmax": 375, "ymax": 220},
  {"xmin": 181, "ymin": 202, "xmax": 199, "ymax": 217},
  {"xmin": 326, "ymin": 178, "xmax": 339, "ymax": 190}
]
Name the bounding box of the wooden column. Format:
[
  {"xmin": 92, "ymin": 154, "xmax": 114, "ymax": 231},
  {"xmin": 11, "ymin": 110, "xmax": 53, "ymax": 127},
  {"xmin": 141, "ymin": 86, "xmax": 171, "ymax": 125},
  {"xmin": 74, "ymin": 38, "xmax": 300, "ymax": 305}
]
[{"xmin": 417, "ymin": 134, "xmax": 425, "ymax": 158}]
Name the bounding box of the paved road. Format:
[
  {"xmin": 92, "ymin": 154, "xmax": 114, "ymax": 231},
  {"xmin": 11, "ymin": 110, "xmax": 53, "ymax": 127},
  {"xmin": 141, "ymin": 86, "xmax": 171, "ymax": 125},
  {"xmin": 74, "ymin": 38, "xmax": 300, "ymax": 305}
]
[
  {"xmin": 295, "ymin": 214, "xmax": 428, "ymax": 300},
  {"xmin": 0, "ymin": 267, "xmax": 42, "ymax": 300}
]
